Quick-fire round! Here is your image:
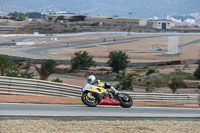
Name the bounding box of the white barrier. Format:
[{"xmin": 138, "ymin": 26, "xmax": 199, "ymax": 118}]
[
  {"xmin": 16, "ymin": 42, "xmax": 34, "ymax": 45},
  {"xmin": 0, "ymin": 76, "xmax": 199, "ymax": 105}
]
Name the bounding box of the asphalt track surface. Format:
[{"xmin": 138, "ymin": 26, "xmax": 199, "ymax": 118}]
[
  {"xmin": 2, "ymin": 32, "xmax": 200, "ymax": 59},
  {"xmin": 7, "ymin": 34, "xmax": 200, "ymax": 58},
  {"xmin": 0, "ymin": 103, "xmax": 199, "ymax": 117},
  {"xmin": 12, "ymin": 35, "xmax": 163, "ymax": 58},
  {"xmin": 2, "ymin": 37, "xmax": 43, "ymax": 43}
]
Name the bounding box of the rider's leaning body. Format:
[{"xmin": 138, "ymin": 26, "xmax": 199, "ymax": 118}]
[{"xmin": 87, "ymin": 75, "xmax": 119, "ymax": 95}]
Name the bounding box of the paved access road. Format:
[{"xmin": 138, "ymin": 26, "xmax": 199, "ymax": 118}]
[{"xmin": 0, "ymin": 103, "xmax": 199, "ymax": 117}]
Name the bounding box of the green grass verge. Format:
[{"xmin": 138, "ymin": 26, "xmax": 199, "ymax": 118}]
[{"xmin": 159, "ymin": 53, "xmax": 181, "ymax": 57}]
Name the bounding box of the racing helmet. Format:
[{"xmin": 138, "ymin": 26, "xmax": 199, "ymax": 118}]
[{"xmin": 88, "ymin": 75, "xmax": 96, "ymax": 84}]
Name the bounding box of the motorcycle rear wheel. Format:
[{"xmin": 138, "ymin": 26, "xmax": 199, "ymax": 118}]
[
  {"xmin": 119, "ymin": 93, "xmax": 133, "ymax": 108},
  {"xmin": 81, "ymin": 92, "xmax": 98, "ymax": 107}
]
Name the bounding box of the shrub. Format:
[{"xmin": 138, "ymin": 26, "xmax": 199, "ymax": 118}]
[
  {"xmin": 20, "ymin": 70, "xmax": 34, "ymax": 79},
  {"xmin": 6, "ymin": 69, "xmax": 20, "ymax": 77},
  {"xmin": 107, "ymin": 50, "xmax": 130, "ymax": 73},
  {"xmin": 146, "ymin": 69, "xmax": 156, "ymax": 76},
  {"xmin": 19, "ymin": 62, "xmax": 34, "ymax": 79},
  {"xmin": 145, "ymin": 80, "xmax": 154, "ymax": 92},
  {"xmin": 194, "ymin": 64, "xmax": 200, "ymax": 80},
  {"xmin": 197, "ymin": 84, "xmax": 200, "ymax": 89},
  {"xmin": 168, "ymin": 77, "xmax": 184, "ymax": 93},
  {"xmin": 52, "ymin": 77, "xmax": 63, "ymax": 83},
  {"xmin": 152, "ymin": 79, "xmax": 162, "ymax": 88},
  {"xmin": 197, "ymin": 82, "xmax": 200, "ymax": 90},
  {"xmin": 23, "ymin": 61, "xmax": 31, "ymax": 71},
  {"xmin": 71, "ymin": 51, "xmax": 96, "ymax": 71},
  {"xmin": 116, "ymin": 70, "xmax": 135, "ymax": 90}
]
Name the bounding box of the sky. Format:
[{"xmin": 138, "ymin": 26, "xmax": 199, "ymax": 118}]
[{"xmin": 0, "ymin": 0, "xmax": 199, "ymax": 18}]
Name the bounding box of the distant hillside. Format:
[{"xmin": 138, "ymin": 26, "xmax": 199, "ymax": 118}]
[{"xmin": 0, "ymin": 0, "xmax": 199, "ymax": 18}]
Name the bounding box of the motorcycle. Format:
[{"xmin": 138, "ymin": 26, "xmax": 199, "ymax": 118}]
[{"xmin": 81, "ymin": 79, "xmax": 133, "ymax": 108}]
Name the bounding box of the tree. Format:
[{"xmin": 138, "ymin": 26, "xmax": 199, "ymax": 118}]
[
  {"xmin": 26, "ymin": 12, "xmax": 42, "ymax": 19},
  {"xmin": 56, "ymin": 16, "xmax": 65, "ymax": 21},
  {"xmin": 168, "ymin": 77, "xmax": 184, "ymax": 93},
  {"xmin": 107, "ymin": 50, "xmax": 130, "ymax": 73},
  {"xmin": 35, "ymin": 60, "xmax": 57, "ymax": 80},
  {"xmin": 71, "ymin": 51, "xmax": 96, "ymax": 70},
  {"xmin": 18, "ymin": 16, "xmax": 26, "ymax": 21},
  {"xmin": 0, "ymin": 55, "xmax": 14, "ymax": 76},
  {"xmin": 194, "ymin": 64, "xmax": 200, "ymax": 79},
  {"xmin": 116, "ymin": 70, "xmax": 135, "ymax": 90}
]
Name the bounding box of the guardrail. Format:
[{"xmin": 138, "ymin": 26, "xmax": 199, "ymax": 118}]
[
  {"xmin": 126, "ymin": 92, "xmax": 199, "ymax": 105},
  {"xmin": 0, "ymin": 76, "xmax": 199, "ymax": 105},
  {"xmin": 0, "ymin": 76, "xmax": 82, "ymax": 97}
]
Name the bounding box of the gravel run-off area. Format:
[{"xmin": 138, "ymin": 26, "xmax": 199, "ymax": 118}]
[{"xmin": 0, "ymin": 120, "xmax": 200, "ymax": 133}]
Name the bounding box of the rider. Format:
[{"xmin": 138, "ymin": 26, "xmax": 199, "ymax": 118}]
[{"xmin": 87, "ymin": 75, "xmax": 119, "ymax": 95}]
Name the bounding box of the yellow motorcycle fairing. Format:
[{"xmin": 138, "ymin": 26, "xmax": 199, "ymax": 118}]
[
  {"xmin": 86, "ymin": 86, "xmax": 107, "ymax": 93},
  {"xmin": 86, "ymin": 86, "xmax": 113, "ymax": 98},
  {"xmin": 86, "ymin": 87, "xmax": 105, "ymax": 99}
]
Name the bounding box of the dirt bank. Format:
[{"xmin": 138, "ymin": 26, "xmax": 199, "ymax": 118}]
[{"xmin": 0, "ymin": 120, "xmax": 200, "ymax": 133}]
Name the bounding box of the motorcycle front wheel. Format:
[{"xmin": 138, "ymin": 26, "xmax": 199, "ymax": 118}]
[
  {"xmin": 81, "ymin": 91, "xmax": 98, "ymax": 107},
  {"xmin": 119, "ymin": 93, "xmax": 133, "ymax": 108}
]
